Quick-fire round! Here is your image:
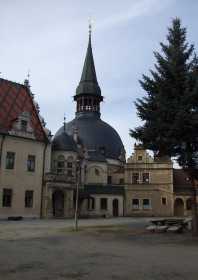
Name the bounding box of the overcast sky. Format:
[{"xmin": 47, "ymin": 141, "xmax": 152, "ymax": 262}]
[{"xmin": 1, "ymin": 0, "xmax": 198, "ymax": 157}]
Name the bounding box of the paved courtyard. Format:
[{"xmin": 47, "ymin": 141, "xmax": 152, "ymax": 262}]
[{"xmin": 0, "ymin": 218, "xmax": 198, "ymax": 280}]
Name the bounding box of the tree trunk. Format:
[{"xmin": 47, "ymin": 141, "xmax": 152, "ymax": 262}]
[{"xmin": 191, "ymin": 179, "xmax": 198, "ymax": 236}]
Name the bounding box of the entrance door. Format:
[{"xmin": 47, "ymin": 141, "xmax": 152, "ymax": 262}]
[
  {"xmin": 174, "ymin": 198, "xmax": 184, "ymax": 216},
  {"xmin": 113, "ymin": 199, "xmax": 119, "ymax": 217},
  {"xmin": 52, "ymin": 190, "xmax": 64, "ymax": 218}
]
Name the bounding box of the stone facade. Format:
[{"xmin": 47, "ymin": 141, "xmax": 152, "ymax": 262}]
[
  {"xmin": 124, "ymin": 144, "xmax": 197, "ymax": 217},
  {"xmin": 124, "ymin": 144, "xmax": 174, "ymax": 217}
]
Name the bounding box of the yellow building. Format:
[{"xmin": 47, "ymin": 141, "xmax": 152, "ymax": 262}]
[
  {"xmin": 0, "ymin": 78, "xmax": 51, "ymax": 219},
  {"xmin": 124, "ymin": 144, "xmax": 196, "ymax": 217}
]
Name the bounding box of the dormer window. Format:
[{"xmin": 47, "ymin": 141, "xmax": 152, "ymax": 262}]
[{"xmin": 21, "ymin": 120, "xmax": 28, "ymax": 132}]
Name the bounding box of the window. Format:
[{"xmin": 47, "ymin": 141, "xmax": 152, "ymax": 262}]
[
  {"xmin": 119, "ymin": 178, "xmax": 124, "ymax": 184},
  {"xmin": 142, "ymin": 173, "xmax": 149, "ymax": 184},
  {"xmin": 186, "ymin": 198, "xmax": 192, "ymax": 210},
  {"xmin": 57, "ymin": 161, "xmax": 64, "ymax": 172},
  {"xmin": 107, "ymin": 176, "xmax": 112, "ymax": 184},
  {"xmin": 25, "ymin": 190, "xmax": 33, "ymax": 208},
  {"xmin": 57, "ymin": 155, "xmax": 65, "ymax": 174},
  {"xmin": 87, "ymin": 197, "xmax": 95, "ymax": 210},
  {"xmin": 67, "ymin": 162, "xmax": 72, "ymax": 168},
  {"xmin": 67, "ymin": 169, "xmax": 73, "ymax": 177},
  {"xmin": 95, "ymin": 168, "xmax": 100, "ymax": 176},
  {"xmin": 100, "ymin": 198, "xmax": 107, "ymax": 210},
  {"xmin": 27, "ymin": 155, "xmax": 35, "ymax": 172},
  {"xmin": 6, "ymin": 152, "xmax": 15, "ymax": 169},
  {"xmin": 132, "ymin": 173, "xmax": 139, "ymax": 184},
  {"xmin": 21, "ymin": 120, "xmax": 28, "ymax": 132},
  {"xmin": 3, "ymin": 189, "xmax": 12, "ymax": 207},
  {"xmin": 143, "ymin": 199, "xmax": 151, "ymax": 209},
  {"xmin": 138, "ymin": 155, "xmax": 142, "ymax": 161},
  {"xmin": 132, "ymin": 199, "xmax": 139, "ymax": 210},
  {"xmin": 99, "ymin": 146, "xmax": 106, "ymax": 155},
  {"xmin": 162, "ymin": 197, "xmax": 167, "ymax": 205}
]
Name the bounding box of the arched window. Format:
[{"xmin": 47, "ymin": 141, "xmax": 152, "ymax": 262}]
[
  {"xmin": 95, "ymin": 168, "xmax": 100, "ymax": 176},
  {"xmin": 87, "ymin": 197, "xmax": 95, "ymax": 210},
  {"xmin": 57, "ymin": 155, "xmax": 65, "ymax": 174}
]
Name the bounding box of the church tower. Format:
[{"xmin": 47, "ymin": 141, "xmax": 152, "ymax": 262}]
[
  {"xmin": 53, "ymin": 26, "xmax": 125, "ymax": 163},
  {"xmin": 74, "ymin": 25, "xmax": 103, "ymax": 117}
]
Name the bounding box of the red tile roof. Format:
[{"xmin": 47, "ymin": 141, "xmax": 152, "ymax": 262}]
[{"xmin": 0, "ymin": 78, "xmax": 47, "ymax": 142}]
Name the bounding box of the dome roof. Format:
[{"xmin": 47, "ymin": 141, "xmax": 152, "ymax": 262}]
[
  {"xmin": 54, "ymin": 113, "xmax": 125, "ymax": 162},
  {"xmin": 52, "ymin": 130, "xmax": 77, "ymax": 152}
]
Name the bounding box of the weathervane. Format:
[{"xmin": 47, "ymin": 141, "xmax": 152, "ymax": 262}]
[
  {"xmin": 27, "ymin": 69, "xmax": 30, "ymax": 81},
  {"xmin": 24, "ymin": 69, "xmax": 31, "ymax": 89}
]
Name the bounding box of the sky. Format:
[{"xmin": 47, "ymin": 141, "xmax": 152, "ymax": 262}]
[{"xmin": 1, "ymin": 0, "xmax": 198, "ymax": 157}]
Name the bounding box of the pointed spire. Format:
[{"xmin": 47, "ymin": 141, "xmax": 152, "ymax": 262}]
[
  {"xmin": 63, "ymin": 113, "xmax": 66, "ymax": 132},
  {"xmin": 76, "ymin": 23, "xmax": 101, "ymax": 96}
]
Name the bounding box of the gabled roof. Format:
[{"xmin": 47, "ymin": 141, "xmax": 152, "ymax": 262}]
[{"xmin": 0, "ymin": 78, "xmax": 48, "ymax": 142}]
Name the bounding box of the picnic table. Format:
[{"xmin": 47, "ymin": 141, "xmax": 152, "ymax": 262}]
[{"xmin": 147, "ymin": 218, "xmax": 189, "ymax": 233}]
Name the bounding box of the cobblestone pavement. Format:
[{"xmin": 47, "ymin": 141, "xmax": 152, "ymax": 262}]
[{"xmin": 0, "ymin": 218, "xmax": 198, "ymax": 280}]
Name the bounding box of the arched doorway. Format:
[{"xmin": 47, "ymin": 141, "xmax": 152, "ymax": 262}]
[
  {"xmin": 52, "ymin": 190, "xmax": 64, "ymax": 218},
  {"xmin": 174, "ymin": 198, "xmax": 184, "ymax": 216},
  {"xmin": 113, "ymin": 199, "xmax": 119, "ymax": 217}
]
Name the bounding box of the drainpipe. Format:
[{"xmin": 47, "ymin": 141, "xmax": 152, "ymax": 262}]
[
  {"xmin": 40, "ymin": 141, "xmax": 48, "ymax": 218},
  {"xmin": 0, "ymin": 134, "xmax": 5, "ymax": 168}
]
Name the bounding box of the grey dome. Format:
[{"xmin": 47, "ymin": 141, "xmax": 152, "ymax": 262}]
[
  {"xmin": 54, "ymin": 113, "xmax": 125, "ymax": 162},
  {"xmin": 52, "ymin": 130, "xmax": 77, "ymax": 152}
]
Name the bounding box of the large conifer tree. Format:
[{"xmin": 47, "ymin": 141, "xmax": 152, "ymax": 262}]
[
  {"xmin": 131, "ymin": 18, "xmax": 197, "ymax": 156},
  {"xmin": 131, "ymin": 18, "xmax": 198, "ymax": 234}
]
